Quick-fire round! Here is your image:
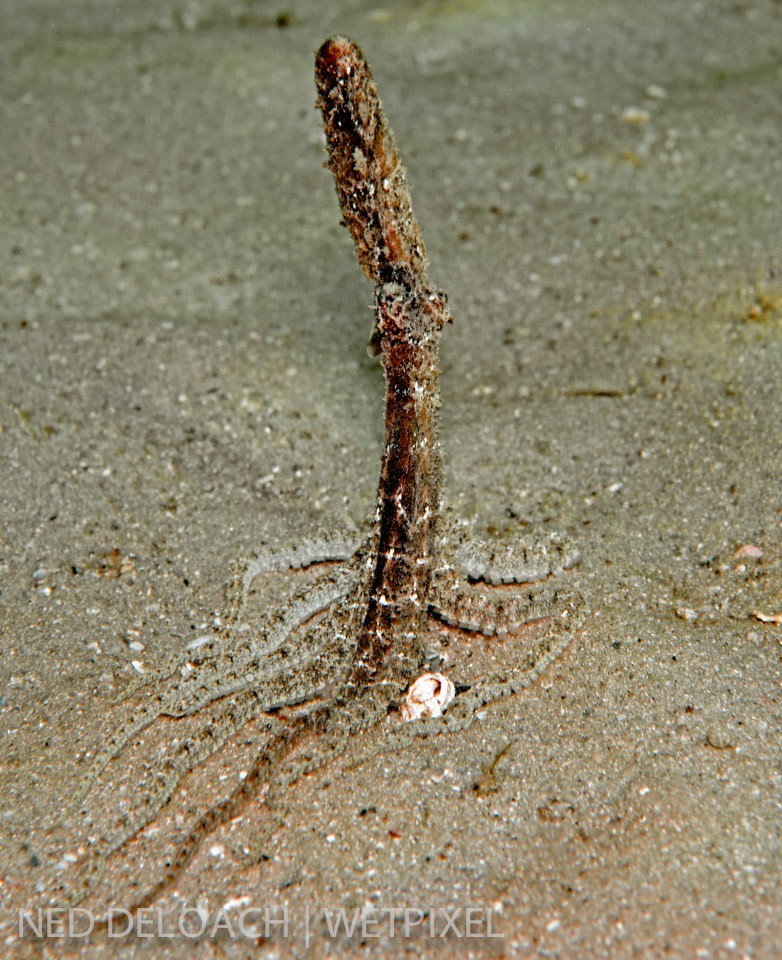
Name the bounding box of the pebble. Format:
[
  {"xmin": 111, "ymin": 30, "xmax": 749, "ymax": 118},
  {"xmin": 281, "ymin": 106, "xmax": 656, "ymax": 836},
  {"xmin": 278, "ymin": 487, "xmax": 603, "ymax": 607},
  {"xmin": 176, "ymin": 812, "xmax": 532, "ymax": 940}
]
[
  {"xmin": 621, "ymin": 107, "xmax": 651, "ymax": 124},
  {"xmin": 676, "ymin": 607, "xmax": 698, "ymax": 622}
]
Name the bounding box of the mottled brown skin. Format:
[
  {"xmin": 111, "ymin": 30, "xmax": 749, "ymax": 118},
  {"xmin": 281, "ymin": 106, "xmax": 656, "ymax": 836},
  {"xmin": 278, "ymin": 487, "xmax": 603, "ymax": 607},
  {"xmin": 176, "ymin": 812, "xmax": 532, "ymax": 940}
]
[
  {"xmin": 316, "ymin": 37, "xmax": 451, "ymax": 687},
  {"xmin": 314, "ymin": 36, "xmax": 428, "ymax": 284}
]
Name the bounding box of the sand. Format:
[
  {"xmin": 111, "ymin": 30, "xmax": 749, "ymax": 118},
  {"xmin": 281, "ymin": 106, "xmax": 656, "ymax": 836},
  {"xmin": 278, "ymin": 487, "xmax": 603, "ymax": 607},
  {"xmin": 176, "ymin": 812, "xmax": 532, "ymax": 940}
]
[{"xmin": 1, "ymin": 1, "xmax": 781, "ymax": 956}]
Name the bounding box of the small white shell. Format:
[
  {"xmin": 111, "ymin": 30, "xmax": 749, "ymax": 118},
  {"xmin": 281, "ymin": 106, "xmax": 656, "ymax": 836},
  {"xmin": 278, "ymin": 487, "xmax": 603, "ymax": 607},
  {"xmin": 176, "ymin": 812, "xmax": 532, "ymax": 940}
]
[{"xmin": 401, "ymin": 673, "xmax": 455, "ymax": 722}]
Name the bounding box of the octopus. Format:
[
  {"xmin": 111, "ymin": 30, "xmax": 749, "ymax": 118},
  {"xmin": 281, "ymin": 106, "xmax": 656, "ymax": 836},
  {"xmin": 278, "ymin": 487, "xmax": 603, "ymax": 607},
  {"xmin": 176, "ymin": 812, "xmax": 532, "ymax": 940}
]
[{"xmin": 54, "ymin": 36, "xmax": 582, "ymax": 913}]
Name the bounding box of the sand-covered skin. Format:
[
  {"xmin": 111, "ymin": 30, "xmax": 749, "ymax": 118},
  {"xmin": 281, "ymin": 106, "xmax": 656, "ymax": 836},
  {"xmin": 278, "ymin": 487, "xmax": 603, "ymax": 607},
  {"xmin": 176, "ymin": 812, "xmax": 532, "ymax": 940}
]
[{"xmin": 1, "ymin": 1, "xmax": 781, "ymax": 957}]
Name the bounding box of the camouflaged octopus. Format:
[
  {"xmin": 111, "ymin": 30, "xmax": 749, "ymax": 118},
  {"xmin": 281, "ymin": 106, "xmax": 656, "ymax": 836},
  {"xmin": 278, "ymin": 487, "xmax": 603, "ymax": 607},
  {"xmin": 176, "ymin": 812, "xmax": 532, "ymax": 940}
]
[{"xmin": 59, "ymin": 36, "xmax": 581, "ymax": 910}]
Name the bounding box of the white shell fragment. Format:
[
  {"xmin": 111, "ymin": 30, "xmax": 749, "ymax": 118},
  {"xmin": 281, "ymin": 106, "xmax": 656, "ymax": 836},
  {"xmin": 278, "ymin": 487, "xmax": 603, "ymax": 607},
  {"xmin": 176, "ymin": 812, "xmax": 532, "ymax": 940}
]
[{"xmin": 401, "ymin": 673, "xmax": 455, "ymax": 722}]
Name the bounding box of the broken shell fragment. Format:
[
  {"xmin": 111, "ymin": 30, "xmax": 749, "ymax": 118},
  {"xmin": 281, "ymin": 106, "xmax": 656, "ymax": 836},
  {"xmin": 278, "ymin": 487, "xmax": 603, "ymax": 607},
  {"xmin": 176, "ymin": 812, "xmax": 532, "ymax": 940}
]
[{"xmin": 401, "ymin": 673, "xmax": 455, "ymax": 721}]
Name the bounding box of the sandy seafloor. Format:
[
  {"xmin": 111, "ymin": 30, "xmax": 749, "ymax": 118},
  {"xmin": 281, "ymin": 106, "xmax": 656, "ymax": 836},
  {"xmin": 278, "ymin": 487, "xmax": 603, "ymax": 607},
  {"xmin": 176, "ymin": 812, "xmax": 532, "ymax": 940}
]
[{"xmin": 1, "ymin": 1, "xmax": 781, "ymax": 957}]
